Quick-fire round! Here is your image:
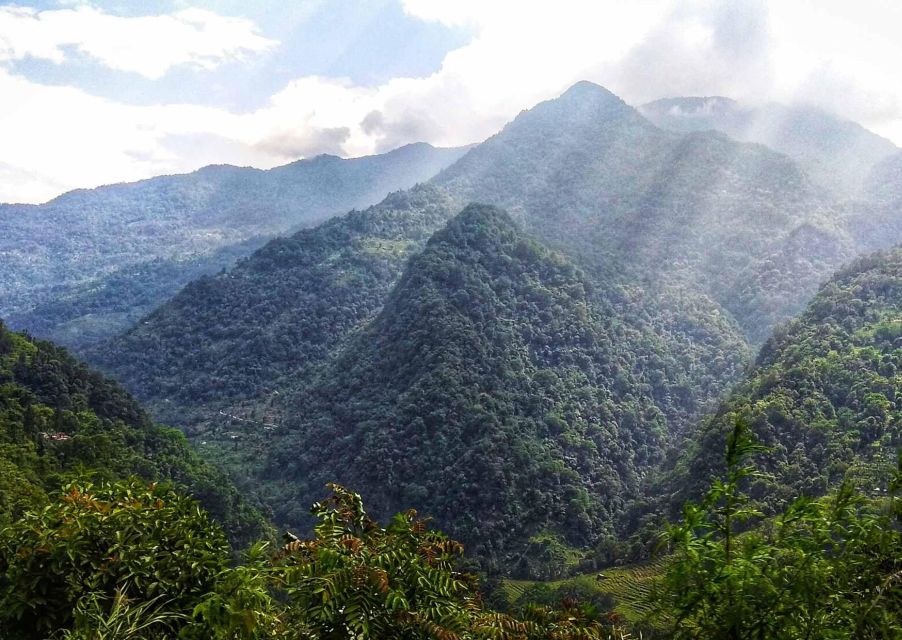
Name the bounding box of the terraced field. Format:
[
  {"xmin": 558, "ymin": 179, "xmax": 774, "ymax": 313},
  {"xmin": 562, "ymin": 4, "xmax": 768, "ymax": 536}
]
[{"xmin": 500, "ymin": 558, "xmax": 666, "ymax": 625}]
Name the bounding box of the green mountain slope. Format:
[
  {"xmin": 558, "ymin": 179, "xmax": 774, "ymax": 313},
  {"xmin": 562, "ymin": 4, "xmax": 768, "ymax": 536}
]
[
  {"xmin": 1, "ymin": 143, "xmax": 466, "ymax": 349},
  {"xmin": 0, "ymin": 319, "xmax": 267, "ymax": 546},
  {"xmin": 91, "ymin": 184, "xmax": 460, "ymax": 427},
  {"xmin": 259, "ymin": 205, "xmax": 670, "ymax": 570},
  {"xmin": 667, "ymin": 247, "xmax": 902, "ymax": 510}
]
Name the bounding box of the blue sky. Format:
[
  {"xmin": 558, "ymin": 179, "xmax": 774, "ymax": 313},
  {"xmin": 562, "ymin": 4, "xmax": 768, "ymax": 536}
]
[
  {"xmin": 11, "ymin": 0, "xmax": 471, "ymax": 111},
  {"xmin": 1, "ymin": 0, "xmax": 901, "ymax": 203}
]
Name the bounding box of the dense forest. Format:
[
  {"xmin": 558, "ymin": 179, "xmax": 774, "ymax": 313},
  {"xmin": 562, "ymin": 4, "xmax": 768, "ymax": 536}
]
[{"xmin": 261, "ymin": 204, "xmax": 671, "ymax": 573}]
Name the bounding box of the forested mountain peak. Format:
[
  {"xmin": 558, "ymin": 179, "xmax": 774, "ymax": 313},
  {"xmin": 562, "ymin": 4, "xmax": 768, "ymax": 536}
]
[
  {"xmin": 257, "ymin": 204, "xmax": 669, "ymax": 574},
  {"xmin": 436, "ymin": 83, "xmax": 839, "ymax": 344},
  {"xmin": 269, "ymin": 142, "xmax": 459, "ymax": 177},
  {"xmin": 436, "ymin": 81, "xmax": 661, "ymax": 205},
  {"xmin": 550, "ymin": 80, "xmax": 636, "ymax": 114}
]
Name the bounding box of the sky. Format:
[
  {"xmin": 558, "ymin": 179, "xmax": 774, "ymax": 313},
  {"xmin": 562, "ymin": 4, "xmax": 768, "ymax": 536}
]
[{"xmin": 1, "ymin": 0, "xmax": 901, "ymax": 204}]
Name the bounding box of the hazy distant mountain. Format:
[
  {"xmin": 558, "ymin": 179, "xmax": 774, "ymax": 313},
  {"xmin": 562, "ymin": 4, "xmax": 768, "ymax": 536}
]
[
  {"xmin": 0, "ymin": 143, "xmax": 467, "ymax": 349},
  {"xmin": 837, "ymin": 152, "xmax": 902, "ymax": 259},
  {"xmin": 640, "ymin": 97, "xmax": 899, "ymax": 198},
  {"xmin": 437, "ymin": 83, "xmax": 851, "ymax": 343},
  {"xmin": 864, "ymin": 151, "xmax": 902, "ymax": 203}
]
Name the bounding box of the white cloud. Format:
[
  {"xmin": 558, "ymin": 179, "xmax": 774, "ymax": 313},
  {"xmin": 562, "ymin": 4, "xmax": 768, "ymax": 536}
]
[
  {"xmin": 0, "ymin": 70, "xmax": 372, "ymax": 202},
  {"xmin": 1, "ymin": 0, "xmax": 901, "ymax": 204},
  {"xmin": 0, "ymin": 5, "xmax": 277, "ymax": 78}
]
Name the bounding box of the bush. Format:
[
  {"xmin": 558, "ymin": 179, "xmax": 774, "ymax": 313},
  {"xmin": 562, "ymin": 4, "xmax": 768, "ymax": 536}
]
[{"xmin": 0, "ymin": 479, "xmax": 228, "ymax": 639}]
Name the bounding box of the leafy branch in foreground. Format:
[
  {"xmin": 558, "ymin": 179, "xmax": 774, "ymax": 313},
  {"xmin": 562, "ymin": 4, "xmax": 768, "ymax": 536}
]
[
  {"xmin": 0, "ymin": 479, "xmax": 227, "ymax": 640},
  {"xmin": 272, "ymin": 484, "xmax": 629, "ymax": 639},
  {"xmin": 656, "ymin": 421, "xmax": 902, "ymax": 639},
  {"xmin": 55, "ymin": 590, "xmax": 187, "ymax": 640},
  {"xmin": 1, "ymin": 479, "xmax": 632, "ymax": 640}
]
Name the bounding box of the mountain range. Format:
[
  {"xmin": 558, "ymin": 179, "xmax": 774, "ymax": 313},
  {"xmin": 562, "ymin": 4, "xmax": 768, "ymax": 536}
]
[
  {"xmin": 67, "ymin": 82, "xmax": 899, "ymax": 572},
  {"xmin": 2, "ymin": 81, "xmax": 901, "ymax": 576},
  {"xmin": 1, "ymin": 142, "xmax": 466, "ymax": 349}
]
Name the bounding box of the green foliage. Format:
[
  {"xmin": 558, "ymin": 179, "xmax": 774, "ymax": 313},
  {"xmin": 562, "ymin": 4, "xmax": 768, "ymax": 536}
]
[
  {"xmin": 503, "ymin": 562, "xmax": 665, "ymax": 629},
  {"xmin": 0, "ymin": 319, "xmax": 268, "ymax": 545},
  {"xmin": 0, "ymin": 479, "xmax": 228, "ymax": 639},
  {"xmin": 270, "ymin": 484, "xmax": 630, "ymax": 640},
  {"xmin": 185, "ymin": 542, "xmax": 284, "ymax": 640},
  {"xmin": 657, "ymin": 421, "xmax": 902, "ymax": 639},
  {"xmin": 277, "ymin": 484, "xmax": 480, "ymax": 638},
  {"xmin": 10, "ymin": 240, "xmax": 266, "ymax": 352},
  {"xmin": 58, "ymin": 590, "xmax": 188, "ymax": 640},
  {"xmin": 1, "ymin": 481, "xmax": 631, "ymax": 640}
]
